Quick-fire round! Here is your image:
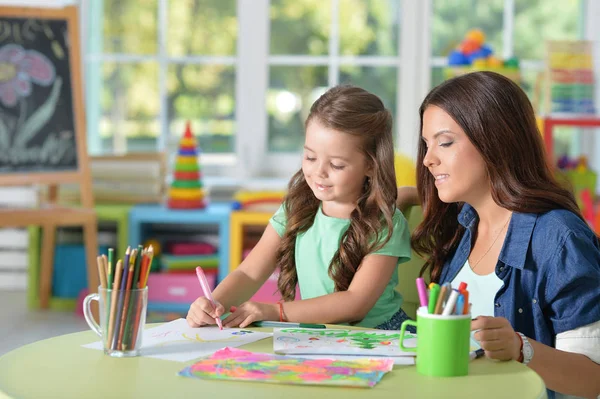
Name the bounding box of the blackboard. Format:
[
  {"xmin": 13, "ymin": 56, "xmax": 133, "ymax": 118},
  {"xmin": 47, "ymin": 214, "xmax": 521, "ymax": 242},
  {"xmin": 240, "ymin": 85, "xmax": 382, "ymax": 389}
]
[{"xmin": 0, "ymin": 7, "xmax": 81, "ymax": 176}]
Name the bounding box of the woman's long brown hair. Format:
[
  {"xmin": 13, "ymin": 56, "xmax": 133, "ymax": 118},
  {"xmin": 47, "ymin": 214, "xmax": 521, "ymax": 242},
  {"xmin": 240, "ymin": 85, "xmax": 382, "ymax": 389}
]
[
  {"xmin": 412, "ymin": 71, "xmax": 582, "ymax": 283},
  {"xmin": 276, "ymin": 85, "xmax": 397, "ymax": 301}
]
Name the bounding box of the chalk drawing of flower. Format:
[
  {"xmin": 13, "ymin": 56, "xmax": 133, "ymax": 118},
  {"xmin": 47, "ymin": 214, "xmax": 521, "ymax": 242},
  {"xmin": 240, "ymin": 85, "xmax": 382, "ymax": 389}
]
[{"xmin": 0, "ymin": 44, "xmax": 55, "ymax": 108}]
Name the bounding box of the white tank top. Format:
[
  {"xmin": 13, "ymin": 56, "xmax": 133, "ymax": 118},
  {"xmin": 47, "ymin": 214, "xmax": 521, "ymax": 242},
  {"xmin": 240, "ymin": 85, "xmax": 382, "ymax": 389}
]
[{"xmin": 451, "ymin": 260, "xmax": 504, "ymax": 318}]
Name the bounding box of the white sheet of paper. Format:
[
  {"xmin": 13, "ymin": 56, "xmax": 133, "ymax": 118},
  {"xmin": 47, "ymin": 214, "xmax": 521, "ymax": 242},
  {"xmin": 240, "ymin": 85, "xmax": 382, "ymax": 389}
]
[
  {"xmin": 82, "ymin": 318, "xmax": 272, "ymax": 362},
  {"xmin": 273, "ymin": 328, "xmax": 417, "ymax": 357}
]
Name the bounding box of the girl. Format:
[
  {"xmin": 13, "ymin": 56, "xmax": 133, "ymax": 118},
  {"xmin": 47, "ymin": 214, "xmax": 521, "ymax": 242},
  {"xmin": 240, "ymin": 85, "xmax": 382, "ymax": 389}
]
[
  {"xmin": 187, "ymin": 85, "xmax": 412, "ymax": 330},
  {"xmin": 399, "ymin": 71, "xmax": 600, "ymax": 399}
]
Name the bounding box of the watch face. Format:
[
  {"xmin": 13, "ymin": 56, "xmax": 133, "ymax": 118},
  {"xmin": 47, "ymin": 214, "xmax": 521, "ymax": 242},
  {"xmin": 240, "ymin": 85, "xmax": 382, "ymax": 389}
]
[{"xmin": 524, "ymin": 344, "xmax": 534, "ymax": 358}]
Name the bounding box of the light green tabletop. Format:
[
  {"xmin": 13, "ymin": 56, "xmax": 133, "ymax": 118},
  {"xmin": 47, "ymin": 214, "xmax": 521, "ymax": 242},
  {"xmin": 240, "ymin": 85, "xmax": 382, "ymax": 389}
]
[{"xmin": 0, "ymin": 327, "xmax": 547, "ymax": 399}]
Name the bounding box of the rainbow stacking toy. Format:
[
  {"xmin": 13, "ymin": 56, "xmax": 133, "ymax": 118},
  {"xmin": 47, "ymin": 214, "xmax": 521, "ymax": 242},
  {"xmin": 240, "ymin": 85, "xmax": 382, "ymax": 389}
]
[{"xmin": 167, "ymin": 122, "xmax": 206, "ymax": 209}]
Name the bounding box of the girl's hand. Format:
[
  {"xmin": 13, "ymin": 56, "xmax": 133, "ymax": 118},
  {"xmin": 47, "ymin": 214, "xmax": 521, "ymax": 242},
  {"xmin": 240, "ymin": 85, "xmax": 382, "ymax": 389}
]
[
  {"xmin": 186, "ymin": 297, "xmax": 225, "ymax": 327},
  {"xmin": 471, "ymin": 316, "xmax": 521, "ymax": 361},
  {"xmin": 222, "ymin": 301, "xmax": 279, "ymax": 328}
]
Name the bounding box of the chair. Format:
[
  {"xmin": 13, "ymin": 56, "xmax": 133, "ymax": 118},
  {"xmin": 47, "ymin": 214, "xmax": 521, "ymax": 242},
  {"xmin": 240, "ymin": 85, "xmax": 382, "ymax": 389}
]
[{"xmin": 0, "ymin": 187, "xmax": 98, "ymax": 309}]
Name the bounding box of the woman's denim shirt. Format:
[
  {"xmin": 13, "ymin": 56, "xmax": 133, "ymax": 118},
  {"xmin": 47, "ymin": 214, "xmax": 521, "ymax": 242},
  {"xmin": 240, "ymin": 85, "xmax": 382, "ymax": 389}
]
[{"xmin": 440, "ymin": 204, "xmax": 600, "ymax": 348}]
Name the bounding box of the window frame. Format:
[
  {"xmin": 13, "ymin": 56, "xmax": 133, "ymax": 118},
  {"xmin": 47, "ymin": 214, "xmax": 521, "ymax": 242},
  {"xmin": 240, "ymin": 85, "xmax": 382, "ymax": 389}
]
[
  {"xmin": 83, "ymin": 0, "xmax": 423, "ymax": 180},
  {"xmin": 83, "ymin": 0, "xmax": 590, "ymax": 182}
]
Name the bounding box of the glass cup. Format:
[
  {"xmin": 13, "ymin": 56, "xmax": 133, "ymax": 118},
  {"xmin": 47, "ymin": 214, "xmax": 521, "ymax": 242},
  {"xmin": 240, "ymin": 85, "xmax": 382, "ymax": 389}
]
[
  {"xmin": 83, "ymin": 286, "xmax": 148, "ymax": 357},
  {"xmin": 399, "ymin": 307, "xmax": 471, "ymax": 377}
]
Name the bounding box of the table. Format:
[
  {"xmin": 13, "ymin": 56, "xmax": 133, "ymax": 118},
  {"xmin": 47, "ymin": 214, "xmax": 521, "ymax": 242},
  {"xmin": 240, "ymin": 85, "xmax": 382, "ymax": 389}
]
[{"xmin": 0, "ymin": 328, "xmax": 547, "ymax": 399}]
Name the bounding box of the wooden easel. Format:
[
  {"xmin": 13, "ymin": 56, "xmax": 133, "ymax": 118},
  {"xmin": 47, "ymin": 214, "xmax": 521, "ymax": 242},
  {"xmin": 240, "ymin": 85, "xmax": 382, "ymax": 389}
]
[{"xmin": 0, "ymin": 6, "xmax": 98, "ymax": 310}]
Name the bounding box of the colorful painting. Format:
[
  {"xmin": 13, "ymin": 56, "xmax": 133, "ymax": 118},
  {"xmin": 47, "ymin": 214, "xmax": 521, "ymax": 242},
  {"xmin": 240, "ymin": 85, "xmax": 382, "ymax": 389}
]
[
  {"xmin": 82, "ymin": 318, "xmax": 272, "ymax": 362},
  {"xmin": 273, "ymin": 329, "xmax": 417, "ymax": 357},
  {"xmin": 178, "ymin": 347, "xmax": 394, "ymax": 388}
]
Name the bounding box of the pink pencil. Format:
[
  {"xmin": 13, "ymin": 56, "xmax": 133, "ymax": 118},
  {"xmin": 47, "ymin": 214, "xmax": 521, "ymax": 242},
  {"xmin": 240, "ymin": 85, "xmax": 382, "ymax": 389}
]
[{"xmin": 196, "ymin": 266, "xmax": 222, "ymax": 329}]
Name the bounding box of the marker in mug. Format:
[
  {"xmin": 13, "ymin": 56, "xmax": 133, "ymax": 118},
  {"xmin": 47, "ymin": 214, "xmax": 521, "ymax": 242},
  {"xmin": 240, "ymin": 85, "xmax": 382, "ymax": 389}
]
[
  {"xmin": 455, "ymin": 293, "xmax": 465, "ymax": 315},
  {"xmin": 196, "ymin": 266, "xmax": 223, "ymax": 330},
  {"xmin": 416, "ymin": 277, "xmax": 428, "ymax": 311},
  {"xmin": 428, "ymin": 284, "xmax": 440, "ymax": 315},
  {"xmin": 442, "ymin": 289, "xmax": 460, "ymax": 316},
  {"xmin": 434, "ymin": 283, "xmax": 450, "ymax": 315}
]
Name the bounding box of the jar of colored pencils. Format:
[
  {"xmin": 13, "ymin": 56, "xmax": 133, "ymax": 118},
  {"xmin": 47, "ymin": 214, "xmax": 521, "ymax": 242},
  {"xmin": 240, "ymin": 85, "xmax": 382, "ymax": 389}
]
[
  {"xmin": 85, "ymin": 245, "xmax": 152, "ymax": 357},
  {"xmin": 83, "ymin": 285, "xmax": 148, "ymax": 357}
]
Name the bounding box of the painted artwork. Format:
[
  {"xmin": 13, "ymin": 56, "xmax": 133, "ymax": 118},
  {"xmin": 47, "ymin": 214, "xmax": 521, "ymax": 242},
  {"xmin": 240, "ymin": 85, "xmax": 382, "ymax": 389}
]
[
  {"xmin": 273, "ymin": 328, "xmax": 417, "ymax": 357},
  {"xmin": 0, "ymin": 18, "xmax": 79, "ymax": 173},
  {"xmin": 178, "ymin": 347, "xmax": 394, "ymax": 388},
  {"xmin": 82, "ymin": 318, "xmax": 272, "ymax": 362}
]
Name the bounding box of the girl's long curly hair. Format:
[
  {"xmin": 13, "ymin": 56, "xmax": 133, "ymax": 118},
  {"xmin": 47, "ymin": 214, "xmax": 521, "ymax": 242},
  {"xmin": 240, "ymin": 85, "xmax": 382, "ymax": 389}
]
[
  {"xmin": 412, "ymin": 71, "xmax": 582, "ymax": 283},
  {"xmin": 275, "ymin": 85, "xmax": 398, "ymax": 301}
]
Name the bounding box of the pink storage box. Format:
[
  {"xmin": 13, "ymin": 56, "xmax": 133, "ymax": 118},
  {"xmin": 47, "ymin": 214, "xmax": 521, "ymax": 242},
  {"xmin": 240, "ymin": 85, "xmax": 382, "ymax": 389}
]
[
  {"xmin": 166, "ymin": 242, "xmax": 217, "ymax": 255},
  {"xmin": 147, "ymin": 272, "xmax": 216, "ymax": 303}
]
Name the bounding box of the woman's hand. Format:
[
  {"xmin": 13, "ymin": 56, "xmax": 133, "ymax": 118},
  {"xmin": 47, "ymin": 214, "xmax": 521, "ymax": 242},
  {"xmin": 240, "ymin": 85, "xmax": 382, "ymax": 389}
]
[
  {"xmin": 186, "ymin": 297, "xmax": 225, "ymax": 327},
  {"xmin": 472, "ymin": 316, "xmax": 521, "ymax": 361},
  {"xmin": 222, "ymin": 301, "xmax": 279, "ymax": 328}
]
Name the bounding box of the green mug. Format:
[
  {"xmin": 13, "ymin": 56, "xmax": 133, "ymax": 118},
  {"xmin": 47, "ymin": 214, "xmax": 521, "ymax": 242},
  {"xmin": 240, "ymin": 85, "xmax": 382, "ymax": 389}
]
[{"xmin": 400, "ymin": 307, "xmax": 471, "ymax": 377}]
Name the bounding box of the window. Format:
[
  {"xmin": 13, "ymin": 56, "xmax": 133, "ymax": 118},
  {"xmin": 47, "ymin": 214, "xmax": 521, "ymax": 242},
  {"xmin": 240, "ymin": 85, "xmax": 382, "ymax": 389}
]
[
  {"xmin": 84, "ymin": 0, "xmax": 588, "ymax": 181},
  {"xmin": 85, "ymin": 0, "xmax": 237, "ymax": 156},
  {"xmin": 430, "ymin": 0, "xmax": 584, "ymax": 157},
  {"xmin": 431, "ymin": 0, "xmax": 583, "ymax": 98},
  {"xmin": 267, "ymin": 0, "xmax": 402, "ymax": 153}
]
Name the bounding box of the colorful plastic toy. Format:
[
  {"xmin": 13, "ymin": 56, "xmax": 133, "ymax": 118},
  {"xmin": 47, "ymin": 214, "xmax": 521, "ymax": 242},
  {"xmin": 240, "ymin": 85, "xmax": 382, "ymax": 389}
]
[{"xmin": 167, "ymin": 122, "xmax": 206, "ymax": 209}]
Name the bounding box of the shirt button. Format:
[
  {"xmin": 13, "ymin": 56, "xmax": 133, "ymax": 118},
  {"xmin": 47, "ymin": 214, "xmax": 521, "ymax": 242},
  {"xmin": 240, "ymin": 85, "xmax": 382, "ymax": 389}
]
[
  {"xmin": 499, "ymin": 266, "xmax": 504, "ymax": 272},
  {"xmin": 518, "ymin": 308, "xmax": 523, "ymax": 313},
  {"xmin": 532, "ymin": 299, "xmax": 537, "ymax": 304},
  {"xmin": 495, "ymin": 303, "xmax": 501, "ymax": 307}
]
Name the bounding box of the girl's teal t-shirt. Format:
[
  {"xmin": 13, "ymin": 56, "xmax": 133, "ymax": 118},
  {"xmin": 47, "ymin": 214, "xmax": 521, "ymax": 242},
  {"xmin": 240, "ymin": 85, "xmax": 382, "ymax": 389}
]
[{"xmin": 269, "ymin": 204, "xmax": 411, "ymax": 328}]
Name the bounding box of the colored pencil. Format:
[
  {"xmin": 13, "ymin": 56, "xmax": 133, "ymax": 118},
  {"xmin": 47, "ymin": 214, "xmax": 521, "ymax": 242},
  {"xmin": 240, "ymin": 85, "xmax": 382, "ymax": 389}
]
[
  {"xmin": 104, "ymin": 252, "xmax": 114, "ymax": 335},
  {"xmin": 132, "ymin": 246, "xmax": 143, "ymax": 288},
  {"xmin": 96, "ymin": 256, "xmax": 107, "ymax": 288},
  {"xmin": 128, "ymin": 293, "xmax": 145, "ymax": 350},
  {"xmin": 102, "ymin": 254, "xmax": 108, "ymax": 277},
  {"xmin": 112, "ymin": 247, "xmax": 131, "ymax": 350},
  {"xmin": 129, "ymin": 246, "xmax": 152, "ymax": 349},
  {"xmin": 96, "ymin": 255, "xmax": 108, "ymax": 324},
  {"xmin": 107, "ymin": 248, "xmax": 114, "ymax": 290},
  {"xmin": 142, "ymin": 245, "xmax": 154, "ymax": 287},
  {"xmin": 138, "ymin": 249, "xmax": 149, "ymax": 289},
  {"xmin": 117, "ymin": 250, "xmax": 136, "ymax": 350},
  {"xmin": 123, "ymin": 246, "xmax": 143, "ymax": 349},
  {"xmin": 106, "ymin": 260, "xmax": 123, "ymax": 348}
]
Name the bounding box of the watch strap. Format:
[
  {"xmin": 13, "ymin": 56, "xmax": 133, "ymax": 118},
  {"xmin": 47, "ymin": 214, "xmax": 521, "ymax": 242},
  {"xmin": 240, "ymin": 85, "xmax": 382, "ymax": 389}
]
[{"xmin": 515, "ymin": 332, "xmax": 524, "ymax": 363}]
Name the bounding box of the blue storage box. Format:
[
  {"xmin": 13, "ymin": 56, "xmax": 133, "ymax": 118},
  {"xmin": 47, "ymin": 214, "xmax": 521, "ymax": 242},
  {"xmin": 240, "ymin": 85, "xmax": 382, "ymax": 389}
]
[{"xmin": 52, "ymin": 244, "xmax": 109, "ymax": 298}]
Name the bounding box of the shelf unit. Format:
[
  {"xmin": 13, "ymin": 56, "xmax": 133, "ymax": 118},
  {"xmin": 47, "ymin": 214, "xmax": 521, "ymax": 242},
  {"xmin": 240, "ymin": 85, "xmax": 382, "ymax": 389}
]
[
  {"xmin": 229, "ymin": 210, "xmax": 274, "ymax": 273},
  {"xmin": 127, "ymin": 203, "xmax": 231, "ymax": 314},
  {"xmin": 543, "ymin": 115, "xmax": 600, "ymax": 163}
]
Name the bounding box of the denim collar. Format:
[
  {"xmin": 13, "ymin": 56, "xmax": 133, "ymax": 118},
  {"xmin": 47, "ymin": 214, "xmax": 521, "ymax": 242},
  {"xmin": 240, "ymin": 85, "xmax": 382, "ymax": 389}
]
[{"xmin": 457, "ymin": 203, "xmax": 537, "ymax": 270}]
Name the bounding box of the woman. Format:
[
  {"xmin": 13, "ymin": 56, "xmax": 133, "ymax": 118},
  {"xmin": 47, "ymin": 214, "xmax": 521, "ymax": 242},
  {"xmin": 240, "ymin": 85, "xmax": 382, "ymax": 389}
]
[{"xmin": 399, "ymin": 71, "xmax": 600, "ymax": 399}]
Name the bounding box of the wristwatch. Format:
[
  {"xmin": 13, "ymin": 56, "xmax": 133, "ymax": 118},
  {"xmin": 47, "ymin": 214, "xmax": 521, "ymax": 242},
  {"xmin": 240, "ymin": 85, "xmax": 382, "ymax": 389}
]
[{"xmin": 516, "ymin": 332, "xmax": 534, "ymax": 365}]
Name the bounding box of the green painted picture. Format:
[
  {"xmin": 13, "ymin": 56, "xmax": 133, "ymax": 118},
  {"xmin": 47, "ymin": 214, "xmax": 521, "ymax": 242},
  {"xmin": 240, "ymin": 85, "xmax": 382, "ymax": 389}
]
[{"xmin": 273, "ymin": 328, "xmax": 417, "ymax": 357}]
